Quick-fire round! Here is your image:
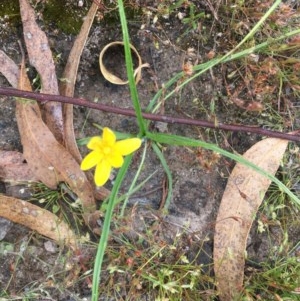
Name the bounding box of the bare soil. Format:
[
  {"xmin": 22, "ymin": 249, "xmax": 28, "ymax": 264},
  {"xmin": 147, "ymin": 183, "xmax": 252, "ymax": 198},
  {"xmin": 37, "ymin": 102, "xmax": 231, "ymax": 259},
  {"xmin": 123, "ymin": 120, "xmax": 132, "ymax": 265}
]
[{"xmin": 0, "ymin": 1, "xmax": 299, "ymax": 300}]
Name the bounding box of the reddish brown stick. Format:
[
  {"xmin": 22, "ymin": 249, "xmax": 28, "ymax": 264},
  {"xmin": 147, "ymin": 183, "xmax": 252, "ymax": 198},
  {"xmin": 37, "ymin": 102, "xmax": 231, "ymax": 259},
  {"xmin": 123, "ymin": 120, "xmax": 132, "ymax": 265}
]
[{"xmin": 0, "ymin": 86, "xmax": 299, "ymax": 142}]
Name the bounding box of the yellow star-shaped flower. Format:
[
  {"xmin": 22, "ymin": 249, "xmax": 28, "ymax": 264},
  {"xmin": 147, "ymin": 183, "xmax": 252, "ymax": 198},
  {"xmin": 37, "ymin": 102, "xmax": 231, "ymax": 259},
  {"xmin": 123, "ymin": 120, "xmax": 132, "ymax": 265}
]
[{"xmin": 80, "ymin": 127, "xmax": 142, "ymax": 186}]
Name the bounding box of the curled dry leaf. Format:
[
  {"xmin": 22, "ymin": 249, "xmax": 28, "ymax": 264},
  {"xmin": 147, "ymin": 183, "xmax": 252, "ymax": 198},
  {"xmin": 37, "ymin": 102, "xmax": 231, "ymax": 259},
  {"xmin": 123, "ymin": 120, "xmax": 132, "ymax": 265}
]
[
  {"xmin": 19, "ymin": 0, "xmax": 64, "ymax": 143},
  {"xmin": 99, "ymin": 41, "xmax": 149, "ymax": 85},
  {"xmin": 213, "ymin": 138, "xmax": 288, "ymax": 300},
  {"xmin": 0, "ymin": 194, "xmax": 78, "ymax": 251}
]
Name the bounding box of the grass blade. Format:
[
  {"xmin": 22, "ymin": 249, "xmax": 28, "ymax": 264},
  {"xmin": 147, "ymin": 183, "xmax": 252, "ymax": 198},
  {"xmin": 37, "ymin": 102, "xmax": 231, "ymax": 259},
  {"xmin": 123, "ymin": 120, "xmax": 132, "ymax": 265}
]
[
  {"xmin": 152, "ymin": 142, "xmax": 173, "ymax": 211},
  {"xmin": 117, "ymin": 0, "xmax": 147, "ymax": 135}
]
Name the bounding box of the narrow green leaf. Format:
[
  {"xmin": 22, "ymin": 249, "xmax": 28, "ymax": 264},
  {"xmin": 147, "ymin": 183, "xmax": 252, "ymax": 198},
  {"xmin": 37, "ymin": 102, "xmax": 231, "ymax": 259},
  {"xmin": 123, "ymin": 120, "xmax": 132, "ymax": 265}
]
[
  {"xmin": 146, "ymin": 131, "xmax": 300, "ymax": 207},
  {"xmin": 152, "ymin": 142, "xmax": 173, "ymax": 211}
]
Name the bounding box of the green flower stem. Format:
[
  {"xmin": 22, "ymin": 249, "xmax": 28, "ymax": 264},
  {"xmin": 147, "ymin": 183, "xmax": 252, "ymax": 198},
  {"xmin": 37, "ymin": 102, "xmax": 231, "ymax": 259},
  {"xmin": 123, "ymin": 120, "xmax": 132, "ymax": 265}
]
[
  {"xmin": 91, "ymin": 155, "xmax": 133, "ymax": 301},
  {"xmin": 120, "ymin": 142, "xmax": 148, "ymax": 216},
  {"xmin": 117, "ymin": 0, "xmax": 147, "ymax": 135}
]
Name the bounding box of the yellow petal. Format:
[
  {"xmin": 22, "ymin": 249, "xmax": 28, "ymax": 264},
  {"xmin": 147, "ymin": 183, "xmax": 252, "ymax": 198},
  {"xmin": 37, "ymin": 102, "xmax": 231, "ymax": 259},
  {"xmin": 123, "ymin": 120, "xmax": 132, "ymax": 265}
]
[
  {"xmin": 114, "ymin": 138, "xmax": 142, "ymax": 156},
  {"xmin": 94, "ymin": 159, "xmax": 111, "ymax": 186},
  {"xmin": 81, "ymin": 151, "xmax": 103, "ymax": 170},
  {"xmin": 87, "ymin": 136, "xmax": 102, "ymax": 150},
  {"xmin": 107, "ymin": 151, "xmax": 124, "ymax": 168},
  {"xmin": 102, "ymin": 127, "xmax": 116, "ymax": 146}
]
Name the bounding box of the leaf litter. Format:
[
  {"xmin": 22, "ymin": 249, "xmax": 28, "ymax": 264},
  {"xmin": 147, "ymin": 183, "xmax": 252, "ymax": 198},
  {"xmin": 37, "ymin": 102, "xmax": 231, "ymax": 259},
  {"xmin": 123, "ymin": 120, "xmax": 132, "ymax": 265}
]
[
  {"xmin": 0, "ymin": 0, "xmax": 299, "ymax": 299},
  {"xmin": 214, "ymin": 138, "xmax": 289, "ymax": 300},
  {"xmin": 19, "ymin": 0, "xmax": 64, "ymax": 144},
  {"xmin": 60, "ymin": 2, "xmax": 98, "ymax": 163},
  {"xmin": 0, "ymin": 0, "xmax": 102, "ymax": 248}
]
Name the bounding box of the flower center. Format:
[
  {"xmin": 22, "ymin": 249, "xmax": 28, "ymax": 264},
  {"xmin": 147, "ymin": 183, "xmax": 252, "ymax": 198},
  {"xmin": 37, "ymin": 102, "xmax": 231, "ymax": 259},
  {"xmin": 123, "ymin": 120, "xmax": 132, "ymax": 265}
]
[{"xmin": 103, "ymin": 146, "xmax": 111, "ymax": 155}]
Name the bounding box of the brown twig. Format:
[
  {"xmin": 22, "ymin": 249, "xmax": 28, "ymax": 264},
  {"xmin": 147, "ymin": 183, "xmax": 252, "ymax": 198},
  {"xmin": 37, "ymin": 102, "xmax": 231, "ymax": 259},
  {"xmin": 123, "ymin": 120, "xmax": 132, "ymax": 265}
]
[{"xmin": 1, "ymin": 86, "xmax": 300, "ymax": 142}]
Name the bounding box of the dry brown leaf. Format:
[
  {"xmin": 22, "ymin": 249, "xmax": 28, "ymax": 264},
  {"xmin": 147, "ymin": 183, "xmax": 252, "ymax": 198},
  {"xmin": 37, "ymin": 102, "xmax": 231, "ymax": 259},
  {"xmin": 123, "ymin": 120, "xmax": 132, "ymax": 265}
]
[
  {"xmin": 0, "ymin": 40, "xmax": 98, "ymax": 226},
  {"xmin": 16, "ymin": 54, "xmax": 58, "ymax": 188},
  {"xmin": 214, "ymin": 138, "xmax": 288, "ymax": 300},
  {"xmin": 0, "ymin": 51, "xmax": 38, "ymax": 184},
  {"xmin": 59, "ymin": 3, "xmax": 110, "ymax": 200},
  {"xmin": 0, "ymin": 150, "xmax": 24, "ymax": 165},
  {"xmin": 0, "ymin": 150, "xmax": 37, "ymax": 183},
  {"xmin": 16, "ymin": 59, "xmax": 97, "ymax": 225},
  {"xmin": 60, "ymin": 2, "xmax": 98, "ymax": 164},
  {"xmin": 0, "ymin": 39, "xmax": 99, "ymax": 227},
  {"xmin": 0, "ymin": 194, "xmax": 78, "ymax": 251},
  {"xmin": 0, "ymin": 50, "xmax": 19, "ymax": 87},
  {"xmin": 99, "ymin": 41, "xmax": 149, "ymax": 85},
  {"xmin": 19, "ymin": 0, "xmax": 64, "ymax": 144}
]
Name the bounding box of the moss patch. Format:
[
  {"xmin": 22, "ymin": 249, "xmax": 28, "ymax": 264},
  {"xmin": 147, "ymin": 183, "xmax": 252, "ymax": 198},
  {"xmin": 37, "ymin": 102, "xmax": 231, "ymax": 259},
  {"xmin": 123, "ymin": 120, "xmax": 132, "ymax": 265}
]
[
  {"xmin": 0, "ymin": 0, "xmax": 90, "ymax": 35},
  {"xmin": 0, "ymin": 0, "xmax": 21, "ymax": 31},
  {"xmin": 42, "ymin": 0, "xmax": 89, "ymax": 34}
]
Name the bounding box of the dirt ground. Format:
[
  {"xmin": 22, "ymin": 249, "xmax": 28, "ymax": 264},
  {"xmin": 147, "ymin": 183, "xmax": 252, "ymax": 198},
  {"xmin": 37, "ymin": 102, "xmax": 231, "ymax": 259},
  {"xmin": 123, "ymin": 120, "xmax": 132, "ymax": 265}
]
[{"xmin": 0, "ymin": 1, "xmax": 299, "ymax": 300}]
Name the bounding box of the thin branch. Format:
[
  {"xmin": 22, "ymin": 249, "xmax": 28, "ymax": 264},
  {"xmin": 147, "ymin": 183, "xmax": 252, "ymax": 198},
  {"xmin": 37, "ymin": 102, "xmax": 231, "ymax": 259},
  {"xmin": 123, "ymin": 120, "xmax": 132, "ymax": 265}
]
[{"xmin": 1, "ymin": 86, "xmax": 299, "ymax": 142}]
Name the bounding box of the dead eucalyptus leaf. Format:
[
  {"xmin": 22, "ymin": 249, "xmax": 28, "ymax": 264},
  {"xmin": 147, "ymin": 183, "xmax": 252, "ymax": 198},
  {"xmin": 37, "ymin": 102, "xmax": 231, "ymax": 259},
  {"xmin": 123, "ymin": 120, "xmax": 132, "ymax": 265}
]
[
  {"xmin": 99, "ymin": 41, "xmax": 149, "ymax": 85},
  {"xmin": 59, "ymin": 2, "xmax": 110, "ymax": 200},
  {"xmin": 16, "ymin": 0, "xmax": 98, "ymax": 224},
  {"xmin": 0, "ymin": 150, "xmax": 24, "ymax": 165},
  {"xmin": 16, "ymin": 53, "xmax": 58, "ymax": 188},
  {"xmin": 15, "ymin": 52, "xmax": 97, "ymax": 226},
  {"xmin": 0, "ymin": 50, "xmax": 19, "ymax": 87},
  {"xmin": 0, "ymin": 51, "xmax": 39, "ymax": 184},
  {"xmin": 0, "ymin": 194, "xmax": 78, "ymax": 251},
  {"xmin": 0, "ymin": 150, "xmax": 37, "ymax": 183},
  {"xmin": 0, "ymin": 33, "xmax": 100, "ymax": 225},
  {"xmin": 60, "ymin": 2, "xmax": 98, "ymax": 164},
  {"xmin": 213, "ymin": 138, "xmax": 288, "ymax": 300},
  {"xmin": 19, "ymin": 0, "xmax": 64, "ymax": 143}
]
